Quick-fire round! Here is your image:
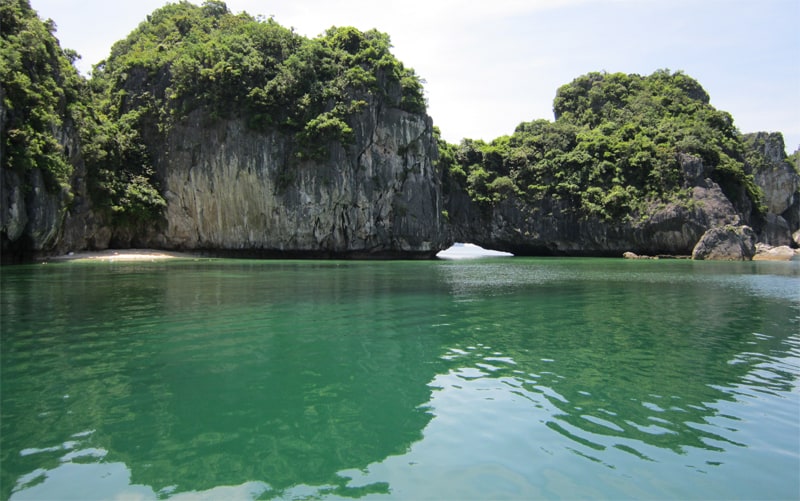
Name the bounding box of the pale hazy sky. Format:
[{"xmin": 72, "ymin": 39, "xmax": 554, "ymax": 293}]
[{"xmin": 32, "ymin": 0, "xmax": 800, "ymax": 152}]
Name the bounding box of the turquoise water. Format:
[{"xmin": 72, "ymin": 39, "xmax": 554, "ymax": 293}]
[{"xmin": 1, "ymin": 257, "xmax": 798, "ymax": 500}]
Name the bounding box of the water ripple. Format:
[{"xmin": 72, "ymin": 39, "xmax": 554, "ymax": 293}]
[{"xmin": 2, "ymin": 259, "xmax": 798, "ymax": 500}]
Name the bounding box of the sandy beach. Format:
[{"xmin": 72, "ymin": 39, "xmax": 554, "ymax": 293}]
[{"xmin": 48, "ymin": 249, "xmax": 201, "ymax": 262}]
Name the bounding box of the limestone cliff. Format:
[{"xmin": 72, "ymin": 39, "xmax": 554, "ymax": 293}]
[
  {"xmin": 1, "ymin": 4, "xmax": 794, "ymax": 262},
  {"xmin": 443, "ymin": 132, "xmax": 800, "ymax": 258},
  {"xmin": 743, "ymin": 132, "xmax": 799, "ymax": 246},
  {"xmin": 439, "ymin": 71, "xmax": 788, "ymax": 259},
  {"xmin": 1, "ymin": 0, "xmax": 76, "ymax": 262},
  {"xmin": 1, "ymin": 110, "xmax": 110, "ymax": 262},
  {"xmin": 1, "ymin": 167, "xmax": 66, "ymax": 259},
  {"xmin": 141, "ymin": 100, "xmax": 448, "ymax": 258},
  {"xmin": 445, "ymin": 154, "xmax": 743, "ymax": 257},
  {"xmin": 2, "ymin": 4, "xmax": 451, "ymax": 261},
  {"xmin": 2, "ymin": 100, "xmax": 449, "ymax": 260}
]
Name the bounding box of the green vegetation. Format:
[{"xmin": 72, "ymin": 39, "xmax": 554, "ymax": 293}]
[
  {"xmin": 789, "ymin": 149, "xmax": 800, "ymax": 174},
  {"xmin": 0, "ymin": 0, "xmax": 84, "ymax": 189},
  {"xmin": 81, "ymin": 0, "xmax": 426, "ymax": 225},
  {"xmin": 2, "ymin": 0, "xmax": 426, "ymax": 232},
  {"xmin": 0, "ymin": 0, "xmax": 166, "ymax": 231},
  {"xmin": 2, "ymin": 1, "xmax": 777, "ymax": 242},
  {"xmin": 90, "ymin": 1, "xmax": 425, "ymax": 141},
  {"xmin": 442, "ymin": 70, "xmax": 764, "ymax": 221},
  {"xmin": 742, "ymin": 132, "xmax": 799, "ymax": 175}
]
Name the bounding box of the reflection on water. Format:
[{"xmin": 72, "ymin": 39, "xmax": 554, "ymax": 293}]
[
  {"xmin": 2, "ymin": 261, "xmax": 440, "ymax": 499},
  {"xmin": 1, "ymin": 258, "xmax": 798, "ymax": 500}
]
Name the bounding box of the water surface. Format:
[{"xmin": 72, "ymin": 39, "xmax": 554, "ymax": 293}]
[{"xmin": 1, "ymin": 257, "xmax": 798, "ymax": 499}]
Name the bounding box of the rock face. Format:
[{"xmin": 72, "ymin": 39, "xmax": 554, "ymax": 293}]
[
  {"xmin": 1, "ymin": 168, "xmax": 66, "ymax": 259},
  {"xmin": 446, "ymin": 155, "xmax": 743, "ymax": 257},
  {"xmin": 691, "ymin": 225, "xmax": 756, "ymax": 261},
  {"xmin": 2, "ymin": 100, "xmax": 448, "ymax": 260},
  {"xmin": 746, "ymin": 132, "xmax": 800, "ymax": 246},
  {"xmin": 750, "ymin": 133, "xmax": 798, "ymax": 215},
  {"xmin": 444, "ymin": 133, "xmax": 800, "ymax": 260},
  {"xmin": 141, "ymin": 101, "xmax": 448, "ymax": 258},
  {"xmin": 0, "ymin": 115, "xmax": 94, "ymax": 262},
  {"xmin": 4, "ymin": 6, "xmax": 794, "ymax": 262},
  {"xmin": 753, "ymin": 243, "xmax": 800, "ymax": 261},
  {"xmin": 1, "ymin": 120, "xmax": 110, "ymax": 262},
  {"xmin": 2, "ymin": 105, "xmax": 796, "ymax": 262}
]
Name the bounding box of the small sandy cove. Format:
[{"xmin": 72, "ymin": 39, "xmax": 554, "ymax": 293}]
[{"xmin": 49, "ymin": 249, "xmax": 200, "ymax": 262}]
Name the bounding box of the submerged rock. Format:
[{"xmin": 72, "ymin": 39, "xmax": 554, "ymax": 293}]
[
  {"xmin": 753, "ymin": 243, "xmax": 800, "ymax": 261},
  {"xmin": 623, "ymin": 251, "xmax": 656, "ymax": 259}
]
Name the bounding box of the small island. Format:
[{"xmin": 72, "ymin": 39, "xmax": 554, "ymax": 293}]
[
  {"xmin": 2, "ymin": 0, "xmax": 798, "ymax": 263},
  {"xmin": 2, "ymin": 3, "xmax": 799, "ymax": 500}
]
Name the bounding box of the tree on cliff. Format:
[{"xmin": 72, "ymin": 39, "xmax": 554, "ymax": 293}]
[
  {"xmin": 0, "ymin": 0, "xmax": 84, "ymax": 189},
  {"xmin": 786, "ymin": 148, "xmax": 800, "ymax": 174},
  {"xmin": 443, "ymin": 70, "xmax": 764, "ymax": 222},
  {"xmin": 82, "ymin": 0, "xmax": 427, "ymax": 229},
  {"xmin": 3, "ymin": 0, "xmax": 789, "ymax": 260},
  {"xmin": 88, "ymin": 1, "xmax": 425, "ymax": 140}
]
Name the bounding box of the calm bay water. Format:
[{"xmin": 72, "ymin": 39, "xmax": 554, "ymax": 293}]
[{"xmin": 1, "ymin": 257, "xmax": 798, "ymax": 500}]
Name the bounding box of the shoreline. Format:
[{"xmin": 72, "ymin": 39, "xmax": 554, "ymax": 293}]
[
  {"xmin": 31, "ymin": 245, "xmax": 800, "ymax": 264},
  {"xmin": 47, "ymin": 249, "xmax": 202, "ymax": 263}
]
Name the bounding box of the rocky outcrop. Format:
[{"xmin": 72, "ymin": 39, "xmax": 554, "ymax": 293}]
[
  {"xmin": 753, "ymin": 243, "xmax": 800, "ymax": 261},
  {"xmin": 746, "ymin": 132, "xmax": 800, "ymax": 246},
  {"xmin": 1, "ymin": 120, "xmax": 110, "ymax": 262},
  {"xmin": 750, "ymin": 133, "xmax": 798, "ymax": 215},
  {"xmin": 2, "ymin": 101, "xmax": 448, "ymax": 261},
  {"xmin": 139, "ymin": 98, "xmax": 449, "ymax": 258},
  {"xmin": 443, "ymin": 134, "xmax": 800, "ymax": 260},
  {"xmin": 622, "ymin": 251, "xmax": 657, "ymax": 259},
  {"xmin": 691, "ymin": 225, "xmax": 756, "ymax": 261},
  {"xmin": 1, "ymin": 168, "xmax": 67, "ymax": 260},
  {"xmin": 758, "ymin": 213, "xmax": 792, "ymax": 248},
  {"xmin": 6, "ymin": 122, "xmax": 796, "ymax": 262},
  {"xmin": 4, "ymin": 4, "xmax": 794, "ymax": 263},
  {"xmin": 0, "ymin": 115, "xmax": 91, "ymax": 262},
  {"xmin": 2, "ymin": 5, "xmax": 453, "ymax": 261},
  {"xmin": 446, "ymin": 154, "xmax": 742, "ymax": 257}
]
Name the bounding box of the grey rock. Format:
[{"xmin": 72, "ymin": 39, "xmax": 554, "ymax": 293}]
[
  {"xmin": 6, "ymin": 103, "xmax": 795, "ymax": 261},
  {"xmin": 678, "ymin": 152, "xmax": 712, "ymax": 186},
  {"xmin": 1, "ymin": 167, "xmax": 67, "ymax": 256},
  {"xmin": 691, "ymin": 225, "xmax": 756, "ymax": 261},
  {"xmin": 753, "ymin": 243, "xmax": 800, "ymax": 261},
  {"xmin": 623, "ymin": 251, "xmax": 656, "ymax": 259},
  {"xmin": 445, "ymin": 159, "xmax": 741, "ymax": 257},
  {"xmin": 148, "ymin": 101, "xmax": 449, "ymax": 257},
  {"xmin": 746, "ymin": 132, "xmax": 800, "ymax": 242},
  {"xmin": 759, "ymin": 213, "xmax": 792, "ymax": 247},
  {"xmin": 749, "ymin": 133, "xmax": 798, "ymax": 215},
  {"xmin": 1, "ymin": 117, "xmax": 111, "ymax": 261},
  {"xmin": 1, "ymin": 168, "xmax": 28, "ymax": 244},
  {"xmin": 3, "ymin": 89, "xmax": 450, "ymax": 259}
]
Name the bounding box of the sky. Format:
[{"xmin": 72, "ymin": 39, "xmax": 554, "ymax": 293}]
[{"xmin": 31, "ymin": 0, "xmax": 800, "ymax": 153}]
